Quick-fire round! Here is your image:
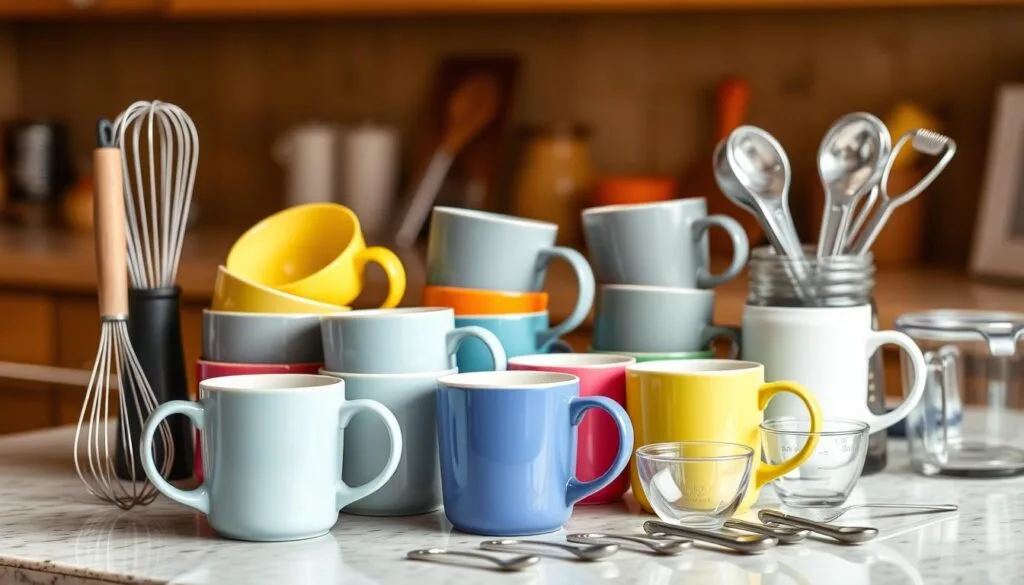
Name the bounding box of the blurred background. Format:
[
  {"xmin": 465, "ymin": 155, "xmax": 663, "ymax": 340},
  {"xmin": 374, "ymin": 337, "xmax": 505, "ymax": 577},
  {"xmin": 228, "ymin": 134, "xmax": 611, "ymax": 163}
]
[{"xmin": 0, "ymin": 1, "xmax": 1020, "ymax": 433}]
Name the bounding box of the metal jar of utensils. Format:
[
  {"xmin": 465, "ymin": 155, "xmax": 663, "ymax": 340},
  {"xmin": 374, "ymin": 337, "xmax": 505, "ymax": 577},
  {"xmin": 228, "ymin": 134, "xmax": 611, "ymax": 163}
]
[
  {"xmin": 743, "ymin": 247, "xmax": 899, "ymax": 475},
  {"xmin": 895, "ymin": 310, "xmax": 1024, "ymax": 477}
]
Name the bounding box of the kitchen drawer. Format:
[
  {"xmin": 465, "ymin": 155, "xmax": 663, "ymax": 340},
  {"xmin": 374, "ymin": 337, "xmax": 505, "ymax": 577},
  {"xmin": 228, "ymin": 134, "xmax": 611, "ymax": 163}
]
[
  {"xmin": 0, "ymin": 381, "xmax": 54, "ymax": 435},
  {"xmin": 0, "ymin": 292, "xmax": 56, "ymax": 364}
]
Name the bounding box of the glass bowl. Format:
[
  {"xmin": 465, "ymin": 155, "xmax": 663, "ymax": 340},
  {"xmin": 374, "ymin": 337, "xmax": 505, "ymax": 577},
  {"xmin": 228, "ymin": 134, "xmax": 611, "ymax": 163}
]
[
  {"xmin": 760, "ymin": 417, "xmax": 870, "ymax": 508},
  {"xmin": 635, "ymin": 441, "xmax": 753, "ymax": 529}
]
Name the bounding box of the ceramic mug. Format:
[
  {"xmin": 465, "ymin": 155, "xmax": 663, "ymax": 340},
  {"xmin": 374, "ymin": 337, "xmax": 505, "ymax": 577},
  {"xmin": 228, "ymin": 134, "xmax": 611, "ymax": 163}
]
[
  {"xmin": 320, "ymin": 367, "xmax": 454, "ymax": 517},
  {"xmin": 581, "ymin": 198, "xmax": 749, "ymax": 288},
  {"xmin": 590, "ymin": 348, "xmax": 716, "ymax": 363},
  {"xmin": 743, "ymin": 304, "xmax": 926, "ymax": 433},
  {"xmin": 453, "ymin": 311, "xmax": 574, "ymax": 373},
  {"xmin": 202, "ymin": 310, "xmax": 328, "ymax": 365},
  {"xmin": 508, "ymin": 353, "xmax": 636, "ymax": 504},
  {"xmin": 320, "ymin": 307, "xmax": 507, "ymax": 374},
  {"xmin": 422, "ymin": 285, "xmax": 549, "ymax": 315},
  {"xmin": 192, "ymin": 360, "xmax": 326, "ymax": 482},
  {"xmin": 625, "ymin": 359, "xmax": 822, "ymax": 512},
  {"xmin": 436, "ymin": 370, "xmax": 633, "ymax": 535},
  {"xmin": 226, "ymin": 203, "xmax": 406, "ymax": 308},
  {"xmin": 212, "ymin": 266, "xmax": 348, "ymax": 314},
  {"xmin": 141, "ymin": 374, "xmax": 402, "ymax": 542},
  {"xmin": 592, "ymin": 285, "xmax": 739, "ymax": 355},
  {"xmin": 426, "ymin": 206, "xmax": 594, "ymax": 334}
]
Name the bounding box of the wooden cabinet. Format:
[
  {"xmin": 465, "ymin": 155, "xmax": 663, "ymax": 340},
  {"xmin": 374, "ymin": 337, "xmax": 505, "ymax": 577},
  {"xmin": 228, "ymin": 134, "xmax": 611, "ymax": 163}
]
[{"xmin": 0, "ymin": 0, "xmax": 160, "ymax": 17}]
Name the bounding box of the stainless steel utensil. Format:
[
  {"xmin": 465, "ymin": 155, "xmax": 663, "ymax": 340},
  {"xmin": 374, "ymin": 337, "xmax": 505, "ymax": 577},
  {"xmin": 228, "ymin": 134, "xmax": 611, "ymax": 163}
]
[
  {"xmin": 643, "ymin": 520, "xmax": 778, "ymax": 554},
  {"xmin": 846, "ymin": 129, "xmax": 956, "ymax": 256},
  {"xmin": 566, "ymin": 532, "xmax": 691, "ymax": 555},
  {"xmin": 480, "ymin": 539, "xmax": 617, "ymax": 561},
  {"xmin": 816, "ymin": 112, "xmax": 891, "ymax": 258},
  {"xmin": 715, "ymin": 127, "xmax": 804, "ymax": 261},
  {"xmin": 758, "ymin": 509, "xmax": 878, "ymax": 544},
  {"xmin": 723, "ymin": 518, "xmax": 809, "ymax": 544},
  {"xmin": 819, "ymin": 503, "xmax": 958, "ymax": 523},
  {"xmin": 406, "ymin": 548, "xmax": 539, "ymax": 571},
  {"xmin": 845, "ymin": 185, "xmax": 879, "ymax": 247}
]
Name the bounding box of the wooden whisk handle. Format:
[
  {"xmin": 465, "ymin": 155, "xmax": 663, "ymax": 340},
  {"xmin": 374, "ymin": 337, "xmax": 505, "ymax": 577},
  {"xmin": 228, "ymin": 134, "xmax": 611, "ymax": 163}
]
[{"xmin": 94, "ymin": 146, "xmax": 128, "ymax": 318}]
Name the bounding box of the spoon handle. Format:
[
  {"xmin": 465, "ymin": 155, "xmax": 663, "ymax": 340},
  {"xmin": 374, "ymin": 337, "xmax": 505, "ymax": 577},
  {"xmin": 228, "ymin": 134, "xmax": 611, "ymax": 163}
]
[
  {"xmin": 643, "ymin": 521, "xmax": 778, "ymax": 554},
  {"xmin": 817, "ymin": 199, "xmax": 854, "ymax": 258},
  {"xmin": 567, "ymin": 533, "xmax": 691, "ymax": 553},
  {"xmin": 480, "ymin": 539, "xmax": 615, "ymax": 560},
  {"xmin": 406, "ymin": 548, "xmax": 537, "ymax": 571},
  {"xmin": 723, "ymin": 518, "xmax": 809, "ymax": 544},
  {"xmin": 757, "ymin": 509, "xmax": 879, "ymax": 544}
]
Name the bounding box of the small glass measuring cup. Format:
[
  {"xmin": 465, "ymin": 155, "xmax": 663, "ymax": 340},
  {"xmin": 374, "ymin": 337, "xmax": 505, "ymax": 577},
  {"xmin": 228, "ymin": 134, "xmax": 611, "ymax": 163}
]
[
  {"xmin": 760, "ymin": 418, "xmax": 870, "ymax": 507},
  {"xmin": 635, "ymin": 441, "xmax": 752, "ymax": 529}
]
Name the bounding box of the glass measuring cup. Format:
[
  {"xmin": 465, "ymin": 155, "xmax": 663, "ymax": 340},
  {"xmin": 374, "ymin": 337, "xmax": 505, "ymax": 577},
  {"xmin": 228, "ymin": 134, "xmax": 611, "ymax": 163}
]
[
  {"xmin": 896, "ymin": 310, "xmax": 1024, "ymax": 477},
  {"xmin": 760, "ymin": 418, "xmax": 870, "ymax": 507}
]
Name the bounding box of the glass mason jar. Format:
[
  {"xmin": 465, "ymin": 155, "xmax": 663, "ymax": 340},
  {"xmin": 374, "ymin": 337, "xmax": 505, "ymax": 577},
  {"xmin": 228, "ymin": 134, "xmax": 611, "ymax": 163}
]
[{"xmin": 745, "ymin": 246, "xmax": 889, "ymax": 475}]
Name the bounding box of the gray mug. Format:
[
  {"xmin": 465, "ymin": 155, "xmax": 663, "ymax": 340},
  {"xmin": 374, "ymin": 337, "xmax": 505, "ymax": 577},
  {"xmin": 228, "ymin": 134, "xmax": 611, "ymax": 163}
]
[
  {"xmin": 320, "ymin": 307, "xmax": 507, "ymax": 374},
  {"xmin": 426, "ymin": 206, "xmax": 595, "ymax": 337},
  {"xmin": 202, "ymin": 310, "xmax": 326, "ymax": 364},
  {"xmin": 140, "ymin": 374, "xmax": 402, "ymax": 542},
  {"xmin": 592, "ymin": 284, "xmax": 740, "ymax": 355},
  {"xmin": 581, "ymin": 198, "xmax": 749, "ymax": 289},
  {"xmin": 321, "ymin": 367, "xmax": 453, "ymax": 517}
]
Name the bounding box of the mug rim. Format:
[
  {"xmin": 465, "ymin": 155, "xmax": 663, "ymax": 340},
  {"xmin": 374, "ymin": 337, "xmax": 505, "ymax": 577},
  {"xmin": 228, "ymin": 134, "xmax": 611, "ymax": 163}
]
[
  {"xmin": 627, "ymin": 359, "xmax": 761, "ymax": 375},
  {"xmin": 318, "ymin": 367, "xmax": 458, "ymax": 380},
  {"xmin": 454, "ymin": 310, "xmax": 548, "ymax": 320},
  {"xmin": 437, "ymin": 370, "xmax": 578, "ymax": 389},
  {"xmin": 508, "ymin": 353, "xmax": 636, "ymax": 369},
  {"xmin": 197, "ymin": 359, "xmax": 325, "ymax": 369},
  {"xmin": 203, "ymin": 308, "xmax": 329, "ymax": 320},
  {"xmin": 214, "ymin": 266, "xmax": 349, "ymax": 312},
  {"xmin": 433, "ymin": 205, "xmax": 556, "ymax": 230},
  {"xmin": 581, "ymin": 196, "xmax": 705, "ymax": 216},
  {"xmin": 589, "ymin": 347, "xmax": 715, "ymax": 358},
  {"xmin": 599, "ymin": 284, "xmax": 713, "ymax": 296},
  {"xmin": 423, "ymin": 284, "xmax": 549, "ymax": 300},
  {"xmin": 319, "ymin": 307, "xmax": 452, "ymax": 321},
  {"xmin": 200, "ymin": 373, "xmax": 342, "ymax": 392}
]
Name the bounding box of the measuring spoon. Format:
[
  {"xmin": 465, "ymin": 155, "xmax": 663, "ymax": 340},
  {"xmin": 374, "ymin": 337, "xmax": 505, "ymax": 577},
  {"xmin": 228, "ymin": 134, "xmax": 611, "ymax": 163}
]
[
  {"xmin": 567, "ymin": 532, "xmax": 691, "ymax": 555},
  {"xmin": 406, "ymin": 548, "xmax": 539, "ymax": 571},
  {"xmin": 758, "ymin": 509, "xmax": 879, "ymax": 544},
  {"xmin": 723, "ymin": 518, "xmax": 809, "ymax": 544},
  {"xmin": 643, "ymin": 520, "xmax": 778, "ymax": 554},
  {"xmin": 480, "ymin": 539, "xmax": 618, "ymax": 561},
  {"xmin": 816, "ymin": 112, "xmax": 890, "ymax": 258}
]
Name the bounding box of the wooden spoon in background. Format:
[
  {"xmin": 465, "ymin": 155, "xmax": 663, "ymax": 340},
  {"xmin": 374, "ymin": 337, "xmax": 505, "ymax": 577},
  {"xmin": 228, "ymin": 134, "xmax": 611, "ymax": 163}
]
[
  {"xmin": 395, "ymin": 73, "xmax": 501, "ymax": 247},
  {"xmin": 680, "ymin": 77, "xmax": 765, "ymax": 256}
]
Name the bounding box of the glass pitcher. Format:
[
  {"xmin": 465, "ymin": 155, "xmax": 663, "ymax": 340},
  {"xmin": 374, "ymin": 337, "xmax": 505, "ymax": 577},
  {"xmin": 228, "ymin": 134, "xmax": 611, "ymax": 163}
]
[{"xmin": 895, "ymin": 310, "xmax": 1024, "ymax": 477}]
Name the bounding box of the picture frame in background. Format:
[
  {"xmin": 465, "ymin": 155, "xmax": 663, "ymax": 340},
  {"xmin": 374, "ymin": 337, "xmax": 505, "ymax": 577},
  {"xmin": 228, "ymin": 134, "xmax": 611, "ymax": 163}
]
[{"xmin": 971, "ymin": 84, "xmax": 1024, "ymax": 279}]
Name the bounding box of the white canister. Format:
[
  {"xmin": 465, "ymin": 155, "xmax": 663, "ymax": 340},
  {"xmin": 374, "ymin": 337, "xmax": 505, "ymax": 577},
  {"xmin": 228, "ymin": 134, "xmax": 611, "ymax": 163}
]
[
  {"xmin": 273, "ymin": 122, "xmax": 342, "ymax": 208},
  {"xmin": 340, "ymin": 125, "xmax": 399, "ymax": 239}
]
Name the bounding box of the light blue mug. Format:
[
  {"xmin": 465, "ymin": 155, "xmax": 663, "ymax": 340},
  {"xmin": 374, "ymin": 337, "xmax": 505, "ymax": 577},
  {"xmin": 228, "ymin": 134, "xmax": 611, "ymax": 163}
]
[
  {"xmin": 140, "ymin": 374, "xmax": 403, "ymax": 542},
  {"xmin": 454, "ymin": 311, "xmax": 574, "ymax": 372}
]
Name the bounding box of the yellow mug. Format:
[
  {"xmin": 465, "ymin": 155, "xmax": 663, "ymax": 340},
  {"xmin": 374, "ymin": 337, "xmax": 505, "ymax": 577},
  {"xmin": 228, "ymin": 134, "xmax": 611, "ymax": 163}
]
[
  {"xmin": 212, "ymin": 266, "xmax": 350, "ymax": 314},
  {"xmin": 626, "ymin": 359, "xmax": 821, "ymax": 512},
  {"xmin": 226, "ymin": 203, "xmax": 406, "ymax": 308}
]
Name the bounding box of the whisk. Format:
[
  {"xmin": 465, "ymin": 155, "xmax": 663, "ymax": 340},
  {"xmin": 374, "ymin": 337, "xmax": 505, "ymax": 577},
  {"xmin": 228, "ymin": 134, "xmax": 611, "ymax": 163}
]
[
  {"xmin": 111, "ymin": 100, "xmax": 198, "ymax": 480},
  {"xmin": 74, "ymin": 120, "xmax": 173, "ymax": 510}
]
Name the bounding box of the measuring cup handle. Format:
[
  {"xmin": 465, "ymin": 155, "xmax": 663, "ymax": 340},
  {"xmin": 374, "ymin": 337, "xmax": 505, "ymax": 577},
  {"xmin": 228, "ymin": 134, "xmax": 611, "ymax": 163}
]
[
  {"xmin": 693, "ymin": 215, "xmax": 749, "ymax": 288},
  {"xmin": 862, "ymin": 330, "xmax": 927, "ymax": 433},
  {"xmin": 755, "ymin": 381, "xmax": 822, "ymax": 488}
]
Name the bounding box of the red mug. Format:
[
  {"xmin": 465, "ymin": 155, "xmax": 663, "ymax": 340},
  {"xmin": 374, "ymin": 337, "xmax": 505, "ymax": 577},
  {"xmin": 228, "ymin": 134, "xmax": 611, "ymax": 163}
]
[
  {"xmin": 193, "ymin": 359, "xmax": 324, "ymax": 481},
  {"xmin": 507, "ymin": 353, "xmax": 635, "ymax": 504}
]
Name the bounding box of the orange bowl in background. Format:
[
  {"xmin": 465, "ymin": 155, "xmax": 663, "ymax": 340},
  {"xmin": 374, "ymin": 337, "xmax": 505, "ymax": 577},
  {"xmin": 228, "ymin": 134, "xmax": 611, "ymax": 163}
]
[
  {"xmin": 592, "ymin": 176, "xmax": 677, "ymax": 207},
  {"xmin": 423, "ymin": 285, "xmax": 549, "ymax": 315}
]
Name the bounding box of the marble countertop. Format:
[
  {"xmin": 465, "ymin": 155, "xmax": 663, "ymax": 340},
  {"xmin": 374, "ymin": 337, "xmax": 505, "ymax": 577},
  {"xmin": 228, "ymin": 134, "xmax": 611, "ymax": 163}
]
[{"xmin": 0, "ymin": 426, "xmax": 1019, "ymax": 585}]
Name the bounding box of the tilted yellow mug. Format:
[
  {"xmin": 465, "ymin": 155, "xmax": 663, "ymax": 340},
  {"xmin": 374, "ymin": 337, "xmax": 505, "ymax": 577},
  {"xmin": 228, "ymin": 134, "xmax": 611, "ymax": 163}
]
[
  {"xmin": 626, "ymin": 359, "xmax": 821, "ymax": 512},
  {"xmin": 226, "ymin": 203, "xmax": 406, "ymax": 308}
]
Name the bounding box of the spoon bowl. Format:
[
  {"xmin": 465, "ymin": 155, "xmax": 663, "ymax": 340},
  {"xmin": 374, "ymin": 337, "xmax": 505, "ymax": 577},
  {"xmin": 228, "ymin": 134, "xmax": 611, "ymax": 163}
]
[{"xmin": 406, "ymin": 548, "xmax": 539, "ymax": 571}]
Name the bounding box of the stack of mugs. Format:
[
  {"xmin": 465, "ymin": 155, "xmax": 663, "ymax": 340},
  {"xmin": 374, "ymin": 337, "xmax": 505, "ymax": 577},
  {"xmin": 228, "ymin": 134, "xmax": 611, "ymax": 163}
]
[
  {"xmin": 318, "ymin": 308, "xmax": 507, "ymax": 516},
  {"xmin": 422, "ymin": 206, "xmax": 595, "ymax": 371},
  {"xmin": 582, "ymin": 198, "xmax": 749, "ymax": 362}
]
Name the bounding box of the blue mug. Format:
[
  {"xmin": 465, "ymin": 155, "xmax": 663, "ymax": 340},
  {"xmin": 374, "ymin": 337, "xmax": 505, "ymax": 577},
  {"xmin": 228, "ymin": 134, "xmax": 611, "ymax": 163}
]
[
  {"xmin": 436, "ymin": 370, "xmax": 633, "ymax": 536},
  {"xmin": 454, "ymin": 311, "xmax": 575, "ymax": 372}
]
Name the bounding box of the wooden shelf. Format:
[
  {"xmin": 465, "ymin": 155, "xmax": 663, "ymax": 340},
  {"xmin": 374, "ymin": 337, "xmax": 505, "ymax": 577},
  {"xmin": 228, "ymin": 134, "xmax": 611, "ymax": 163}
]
[{"xmin": 0, "ymin": 0, "xmax": 158, "ymax": 17}]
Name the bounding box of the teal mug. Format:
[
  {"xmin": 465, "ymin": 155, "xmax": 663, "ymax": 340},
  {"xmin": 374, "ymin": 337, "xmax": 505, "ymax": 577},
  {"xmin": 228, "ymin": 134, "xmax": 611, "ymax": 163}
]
[
  {"xmin": 140, "ymin": 373, "xmax": 403, "ymax": 542},
  {"xmin": 454, "ymin": 311, "xmax": 574, "ymax": 373}
]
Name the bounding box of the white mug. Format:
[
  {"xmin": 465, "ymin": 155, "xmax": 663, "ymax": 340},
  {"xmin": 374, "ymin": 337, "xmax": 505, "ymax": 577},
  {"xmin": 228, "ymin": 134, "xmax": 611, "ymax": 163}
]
[
  {"xmin": 274, "ymin": 123, "xmax": 342, "ymax": 207},
  {"xmin": 742, "ymin": 304, "xmax": 926, "ymax": 432}
]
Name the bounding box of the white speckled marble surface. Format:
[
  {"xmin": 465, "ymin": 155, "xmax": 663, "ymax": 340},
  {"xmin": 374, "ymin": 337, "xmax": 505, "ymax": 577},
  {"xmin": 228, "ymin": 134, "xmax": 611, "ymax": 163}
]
[{"xmin": 0, "ymin": 425, "xmax": 1019, "ymax": 585}]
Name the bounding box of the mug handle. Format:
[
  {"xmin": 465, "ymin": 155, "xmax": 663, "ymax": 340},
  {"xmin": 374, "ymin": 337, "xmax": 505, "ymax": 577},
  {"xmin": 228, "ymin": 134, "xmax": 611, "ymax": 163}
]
[
  {"xmin": 701, "ymin": 325, "xmax": 741, "ymax": 359},
  {"xmin": 754, "ymin": 381, "xmax": 822, "ymax": 488},
  {"xmin": 446, "ymin": 326, "xmax": 508, "ymax": 371},
  {"xmin": 693, "ymin": 215, "xmax": 750, "ymax": 288},
  {"xmin": 535, "ymin": 246, "xmax": 595, "ymax": 347},
  {"xmin": 335, "ymin": 398, "xmax": 404, "ymax": 511},
  {"xmin": 356, "ymin": 247, "xmax": 407, "ymax": 309},
  {"xmin": 861, "ymin": 330, "xmax": 927, "ymax": 433},
  {"xmin": 564, "ymin": 396, "xmax": 634, "ymax": 506},
  {"xmin": 547, "ymin": 339, "xmax": 574, "ymax": 353},
  {"xmin": 140, "ymin": 400, "xmax": 209, "ymax": 515}
]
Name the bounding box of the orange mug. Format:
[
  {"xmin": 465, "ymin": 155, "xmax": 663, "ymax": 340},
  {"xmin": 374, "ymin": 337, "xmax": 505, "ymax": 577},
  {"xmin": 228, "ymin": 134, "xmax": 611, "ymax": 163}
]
[{"xmin": 423, "ymin": 285, "xmax": 549, "ymax": 315}]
